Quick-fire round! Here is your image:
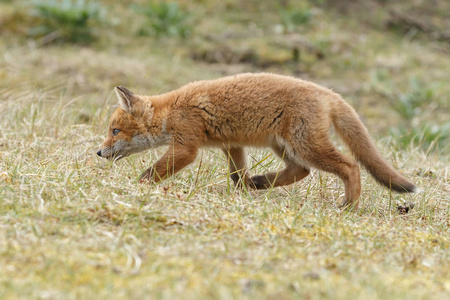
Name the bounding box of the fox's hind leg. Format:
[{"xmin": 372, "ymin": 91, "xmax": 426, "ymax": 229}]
[
  {"xmin": 300, "ymin": 138, "xmax": 361, "ymax": 208},
  {"xmin": 222, "ymin": 147, "xmax": 252, "ymax": 188},
  {"xmin": 250, "ymin": 142, "xmax": 310, "ymax": 189}
]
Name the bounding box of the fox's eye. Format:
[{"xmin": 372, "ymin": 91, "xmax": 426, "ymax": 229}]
[{"xmin": 112, "ymin": 128, "xmax": 120, "ymax": 136}]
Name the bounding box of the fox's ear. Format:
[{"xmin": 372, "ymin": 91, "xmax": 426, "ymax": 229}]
[{"xmin": 115, "ymin": 86, "xmax": 139, "ymax": 113}]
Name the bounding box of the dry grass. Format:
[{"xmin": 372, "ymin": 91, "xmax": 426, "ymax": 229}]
[{"xmin": 1, "ymin": 0, "xmax": 449, "ymax": 299}]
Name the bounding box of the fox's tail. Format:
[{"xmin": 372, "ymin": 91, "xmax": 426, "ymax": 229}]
[{"xmin": 331, "ymin": 96, "xmax": 418, "ymax": 193}]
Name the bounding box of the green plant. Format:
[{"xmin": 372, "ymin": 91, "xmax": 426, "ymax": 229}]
[
  {"xmin": 132, "ymin": 1, "xmax": 192, "ymax": 38},
  {"xmin": 392, "ymin": 78, "xmax": 435, "ymax": 120},
  {"xmin": 371, "ymin": 72, "xmax": 435, "ymax": 121},
  {"xmin": 278, "ymin": 4, "xmax": 312, "ymax": 33},
  {"xmin": 389, "ymin": 122, "xmax": 449, "ymax": 154},
  {"xmin": 29, "ymin": 0, "xmax": 101, "ymax": 44},
  {"xmin": 370, "ymin": 71, "xmax": 447, "ymax": 152}
]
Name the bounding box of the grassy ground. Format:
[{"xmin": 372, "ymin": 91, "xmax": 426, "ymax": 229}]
[{"xmin": 0, "ymin": 0, "xmax": 449, "ymax": 299}]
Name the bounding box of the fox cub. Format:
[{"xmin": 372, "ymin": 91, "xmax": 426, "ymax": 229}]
[{"xmin": 98, "ymin": 73, "xmax": 417, "ymax": 207}]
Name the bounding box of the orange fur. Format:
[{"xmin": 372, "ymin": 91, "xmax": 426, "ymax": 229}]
[{"xmin": 98, "ymin": 73, "xmax": 417, "ymax": 208}]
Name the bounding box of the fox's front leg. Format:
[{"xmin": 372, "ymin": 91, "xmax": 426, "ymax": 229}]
[
  {"xmin": 139, "ymin": 144, "xmax": 198, "ymax": 183},
  {"xmin": 222, "ymin": 146, "xmax": 252, "ymax": 188}
]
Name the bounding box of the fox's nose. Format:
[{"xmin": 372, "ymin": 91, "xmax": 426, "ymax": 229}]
[{"xmin": 97, "ymin": 150, "xmax": 102, "ymax": 157}]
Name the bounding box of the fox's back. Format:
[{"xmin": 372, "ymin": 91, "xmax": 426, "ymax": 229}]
[{"xmin": 174, "ymin": 73, "xmax": 335, "ymax": 146}]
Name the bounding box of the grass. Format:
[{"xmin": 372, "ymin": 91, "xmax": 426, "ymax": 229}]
[
  {"xmin": 132, "ymin": 1, "xmax": 192, "ymax": 38},
  {"xmin": 29, "ymin": 0, "xmax": 102, "ymax": 44},
  {"xmin": 0, "ymin": 0, "xmax": 449, "ymax": 299}
]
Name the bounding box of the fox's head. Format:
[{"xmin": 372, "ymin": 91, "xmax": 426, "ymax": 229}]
[{"xmin": 97, "ymin": 86, "xmax": 171, "ymax": 160}]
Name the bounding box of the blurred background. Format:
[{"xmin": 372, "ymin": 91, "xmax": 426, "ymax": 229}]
[{"xmin": 0, "ymin": 0, "xmax": 449, "ymax": 153}]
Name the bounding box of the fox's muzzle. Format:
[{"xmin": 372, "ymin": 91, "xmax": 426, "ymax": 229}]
[
  {"xmin": 97, "ymin": 147, "xmax": 125, "ymax": 161},
  {"xmin": 96, "ymin": 148, "xmax": 113, "ymax": 159}
]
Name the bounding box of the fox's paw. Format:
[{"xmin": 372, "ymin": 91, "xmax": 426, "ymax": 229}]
[
  {"xmin": 339, "ymin": 199, "xmax": 359, "ymax": 211},
  {"xmin": 230, "ymin": 173, "xmax": 255, "ymax": 190},
  {"xmin": 249, "ymin": 175, "xmax": 271, "ymax": 190},
  {"xmin": 138, "ymin": 168, "xmax": 152, "ymax": 183}
]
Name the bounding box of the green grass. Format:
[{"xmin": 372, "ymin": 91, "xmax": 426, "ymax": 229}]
[
  {"xmin": 0, "ymin": 0, "xmax": 449, "ymax": 299},
  {"xmin": 29, "ymin": 0, "xmax": 102, "ymax": 44},
  {"xmin": 132, "ymin": 1, "xmax": 192, "ymax": 38}
]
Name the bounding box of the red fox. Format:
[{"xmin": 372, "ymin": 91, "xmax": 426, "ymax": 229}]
[{"xmin": 97, "ymin": 73, "xmax": 417, "ymax": 207}]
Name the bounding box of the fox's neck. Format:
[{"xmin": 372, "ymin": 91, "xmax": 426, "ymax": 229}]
[{"xmin": 149, "ymin": 93, "xmax": 174, "ymax": 122}]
